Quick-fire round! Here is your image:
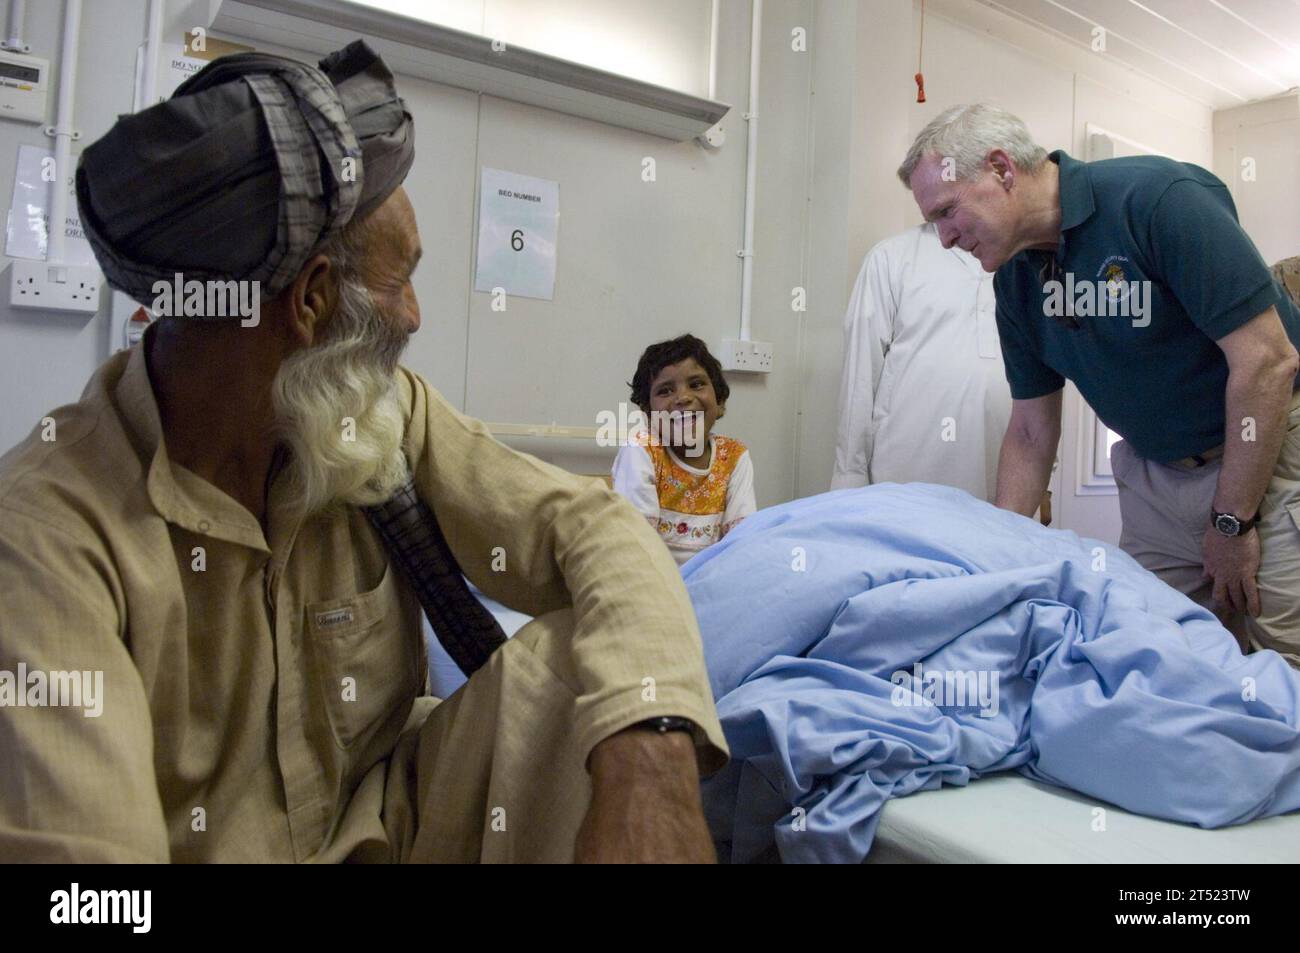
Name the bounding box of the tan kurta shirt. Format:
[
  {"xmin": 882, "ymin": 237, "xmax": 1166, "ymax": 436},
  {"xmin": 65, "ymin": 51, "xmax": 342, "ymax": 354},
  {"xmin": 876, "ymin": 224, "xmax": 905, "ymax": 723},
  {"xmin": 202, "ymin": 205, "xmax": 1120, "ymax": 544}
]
[{"xmin": 0, "ymin": 334, "xmax": 727, "ymax": 862}]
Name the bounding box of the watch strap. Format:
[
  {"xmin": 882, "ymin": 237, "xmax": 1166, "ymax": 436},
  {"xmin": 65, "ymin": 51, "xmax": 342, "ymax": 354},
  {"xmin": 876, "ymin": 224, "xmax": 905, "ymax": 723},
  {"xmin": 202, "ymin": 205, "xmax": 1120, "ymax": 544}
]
[{"xmin": 632, "ymin": 716, "xmax": 696, "ymax": 735}]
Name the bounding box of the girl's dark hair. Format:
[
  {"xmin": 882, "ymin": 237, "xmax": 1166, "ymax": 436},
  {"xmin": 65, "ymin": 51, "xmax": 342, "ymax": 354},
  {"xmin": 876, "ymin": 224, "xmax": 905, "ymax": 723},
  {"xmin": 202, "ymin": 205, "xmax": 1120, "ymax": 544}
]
[{"xmin": 628, "ymin": 334, "xmax": 730, "ymax": 414}]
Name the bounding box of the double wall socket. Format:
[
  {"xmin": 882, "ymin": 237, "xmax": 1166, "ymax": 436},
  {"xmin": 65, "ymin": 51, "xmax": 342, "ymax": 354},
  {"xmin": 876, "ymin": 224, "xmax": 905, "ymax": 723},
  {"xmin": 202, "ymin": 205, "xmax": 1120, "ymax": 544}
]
[
  {"xmin": 719, "ymin": 338, "xmax": 774, "ymax": 373},
  {"xmin": 9, "ymin": 260, "xmax": 102, "ymax": 314}
]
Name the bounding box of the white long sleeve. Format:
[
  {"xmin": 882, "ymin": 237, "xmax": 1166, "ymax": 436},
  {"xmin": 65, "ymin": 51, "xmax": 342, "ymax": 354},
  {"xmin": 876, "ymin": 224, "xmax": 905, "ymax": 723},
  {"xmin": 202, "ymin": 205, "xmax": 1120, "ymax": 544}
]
[
  {"xmin": 721, "ymin": 449, "xmax": 756, "ymax": 534},
  {"xmin": 830, "ymin": 224, "xmax": 1010, "ymax": 502},
  {"xmin": 831, "ymin": 242, "xmax": 897, "ymax": 490},
  {"xmin": 611, "ymin": 444, "xmax": 660, "ymax": 526}
]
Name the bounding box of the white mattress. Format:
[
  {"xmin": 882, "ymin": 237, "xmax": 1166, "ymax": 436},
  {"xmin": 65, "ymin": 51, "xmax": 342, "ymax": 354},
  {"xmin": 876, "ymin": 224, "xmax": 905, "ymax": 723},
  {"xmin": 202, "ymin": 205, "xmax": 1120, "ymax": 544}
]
[{"xmin": 866, "ymin": 773, "xmax": 1300, "ymax": 863}]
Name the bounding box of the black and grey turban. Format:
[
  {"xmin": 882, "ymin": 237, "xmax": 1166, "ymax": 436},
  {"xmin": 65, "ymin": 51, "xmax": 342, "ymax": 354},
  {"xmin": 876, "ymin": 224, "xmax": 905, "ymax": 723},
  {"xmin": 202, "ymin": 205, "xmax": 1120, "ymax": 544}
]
[{"xmin": 75, "ymin": 40, "xmax": 414, "ymax": 307}]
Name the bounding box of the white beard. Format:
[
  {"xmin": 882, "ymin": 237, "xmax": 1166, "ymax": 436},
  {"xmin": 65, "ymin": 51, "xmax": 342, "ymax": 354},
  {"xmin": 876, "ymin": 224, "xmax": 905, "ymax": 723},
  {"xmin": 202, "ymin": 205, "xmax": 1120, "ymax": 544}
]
[{"xmin": 270, "ymin": 273, "xmax": 411, "ymax": 516}]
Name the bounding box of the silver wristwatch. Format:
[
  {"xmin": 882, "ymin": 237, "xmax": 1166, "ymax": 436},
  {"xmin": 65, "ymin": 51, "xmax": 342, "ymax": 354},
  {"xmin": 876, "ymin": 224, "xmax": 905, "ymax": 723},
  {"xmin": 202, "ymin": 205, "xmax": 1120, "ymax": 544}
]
[{"xmin": 1212, "ymin": 509, "xmax": 1259, "ymax": 537}]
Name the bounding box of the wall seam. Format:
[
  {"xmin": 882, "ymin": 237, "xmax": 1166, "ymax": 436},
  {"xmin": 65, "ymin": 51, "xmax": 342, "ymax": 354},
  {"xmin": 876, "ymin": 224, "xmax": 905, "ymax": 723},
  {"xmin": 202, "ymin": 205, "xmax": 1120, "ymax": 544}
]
[{"xmin": 462, "ymin": 91, "xmax": 483, "ymax": 413}]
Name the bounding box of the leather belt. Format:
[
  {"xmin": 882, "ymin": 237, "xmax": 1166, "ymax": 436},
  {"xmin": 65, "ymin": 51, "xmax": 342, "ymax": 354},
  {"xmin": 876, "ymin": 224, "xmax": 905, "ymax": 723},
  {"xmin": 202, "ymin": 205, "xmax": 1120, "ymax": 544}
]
[{"xmin": 1168, "ymin": 444, "xmax": 1225, "ymax": 470}]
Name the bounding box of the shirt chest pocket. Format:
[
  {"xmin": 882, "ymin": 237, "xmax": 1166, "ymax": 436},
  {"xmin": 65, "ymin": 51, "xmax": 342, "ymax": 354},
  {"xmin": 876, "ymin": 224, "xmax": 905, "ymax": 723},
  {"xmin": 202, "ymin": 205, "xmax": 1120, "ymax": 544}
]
[{"xmin": 303, "ymin": 565, "xmax": 422, "ymax": 750}]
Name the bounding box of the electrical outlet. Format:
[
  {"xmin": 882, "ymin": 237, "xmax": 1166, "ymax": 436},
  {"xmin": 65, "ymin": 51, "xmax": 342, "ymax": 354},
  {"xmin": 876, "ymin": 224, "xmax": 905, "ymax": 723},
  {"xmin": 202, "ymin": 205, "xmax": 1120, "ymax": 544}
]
[
  {"xmin": 9, "ymin": 260, "xmax": 102, "ymax": 314},
  {"xmin": 720, "ymin": 338, "xmax": 774, "ymax": 374}
]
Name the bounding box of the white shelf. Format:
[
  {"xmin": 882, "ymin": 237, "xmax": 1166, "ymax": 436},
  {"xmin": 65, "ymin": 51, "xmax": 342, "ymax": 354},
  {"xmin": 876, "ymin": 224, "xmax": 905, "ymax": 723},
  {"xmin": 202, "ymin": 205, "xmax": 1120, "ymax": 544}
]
[{"xmin": 209, "ymin": 0, "xmax": 731, "ymax": 141}]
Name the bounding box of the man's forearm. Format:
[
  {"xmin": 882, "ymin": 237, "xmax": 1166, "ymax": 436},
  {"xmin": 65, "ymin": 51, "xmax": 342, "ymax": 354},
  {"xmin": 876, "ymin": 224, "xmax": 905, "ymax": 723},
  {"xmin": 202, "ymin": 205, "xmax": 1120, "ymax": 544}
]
[
  {"xmin": 588, "ymin": 727, "xmax": 697, "ymax": 781},
  {"xmin": 577, "ymin": 727, "xmax": 716, "ymax": 863},
  {"xmin": 1214, "ymin": 362, "xmax": 1295, "ymax": 519},
  {"xmin": 994, "ymin": 429, "xmax": 1055, "ymax": 517}
]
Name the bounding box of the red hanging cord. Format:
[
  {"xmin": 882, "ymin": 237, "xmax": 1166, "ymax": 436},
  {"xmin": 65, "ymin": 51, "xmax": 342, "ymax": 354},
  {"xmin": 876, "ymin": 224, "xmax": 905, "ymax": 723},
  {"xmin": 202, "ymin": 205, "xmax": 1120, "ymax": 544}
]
[{"xmin": 915, "ymin": 0, "xmax": 927, "ymax": 103}]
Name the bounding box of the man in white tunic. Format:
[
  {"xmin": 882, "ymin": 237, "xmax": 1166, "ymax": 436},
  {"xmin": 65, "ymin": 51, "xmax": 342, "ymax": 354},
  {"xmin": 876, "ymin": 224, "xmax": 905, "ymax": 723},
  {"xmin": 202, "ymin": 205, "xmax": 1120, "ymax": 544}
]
[{"xmin": 832, "ymin": 222, "xmax": 1012, "ymax": 501}]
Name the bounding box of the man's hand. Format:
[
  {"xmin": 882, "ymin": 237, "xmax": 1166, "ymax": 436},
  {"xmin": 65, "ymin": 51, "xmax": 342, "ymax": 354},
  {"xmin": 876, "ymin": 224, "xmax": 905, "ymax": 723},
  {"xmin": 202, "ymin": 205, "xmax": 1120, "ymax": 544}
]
[
  {"xmin": 574, "ymin": 727, "xmax": 716, "ymax": 863},
  {"xmin": 1203, "ymin": 526, "xmax": 1262, "ymax": 619}
]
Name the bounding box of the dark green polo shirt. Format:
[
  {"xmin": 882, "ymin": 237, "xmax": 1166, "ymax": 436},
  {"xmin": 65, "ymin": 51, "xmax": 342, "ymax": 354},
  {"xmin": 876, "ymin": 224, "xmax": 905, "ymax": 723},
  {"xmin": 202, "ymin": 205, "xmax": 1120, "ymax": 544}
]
[{"xmin": 993, "ymin": 149, "xmax": 1300, "ymax": 463}]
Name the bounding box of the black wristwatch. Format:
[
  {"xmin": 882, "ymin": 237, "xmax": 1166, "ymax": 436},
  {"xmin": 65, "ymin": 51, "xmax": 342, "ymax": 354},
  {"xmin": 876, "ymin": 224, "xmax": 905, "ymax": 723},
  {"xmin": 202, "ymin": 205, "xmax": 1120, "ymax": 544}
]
[
  {"xmin": 632, "ymin": 716, "xmax": 696, "ymax": 735},
  {"xmin": 1211, "ymin": 509, "xmax": 1259, "ymax": 537}
]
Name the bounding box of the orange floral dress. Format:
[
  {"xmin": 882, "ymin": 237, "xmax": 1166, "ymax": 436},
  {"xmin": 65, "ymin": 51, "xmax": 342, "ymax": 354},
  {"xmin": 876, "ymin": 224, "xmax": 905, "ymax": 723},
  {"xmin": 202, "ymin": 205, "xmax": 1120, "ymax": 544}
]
[{"xmin": 611, "ymin": 433, "xmax": 756, "ymax": 566}]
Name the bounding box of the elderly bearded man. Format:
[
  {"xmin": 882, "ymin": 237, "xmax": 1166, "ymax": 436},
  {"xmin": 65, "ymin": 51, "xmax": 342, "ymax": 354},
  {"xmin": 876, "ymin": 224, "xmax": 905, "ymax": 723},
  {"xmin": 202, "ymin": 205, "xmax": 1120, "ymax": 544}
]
[
  {"xmin": 0, "ymin": 42, "xmax": 727, "ymax": 862},
  {"xmin": 897, "ymin": 103, "xmax": 1300, "ymax": 664}
]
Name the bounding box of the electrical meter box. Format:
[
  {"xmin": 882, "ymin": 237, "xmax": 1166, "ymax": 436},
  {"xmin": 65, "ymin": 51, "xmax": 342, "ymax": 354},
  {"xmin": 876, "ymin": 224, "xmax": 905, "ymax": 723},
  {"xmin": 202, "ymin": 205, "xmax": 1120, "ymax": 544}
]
[{"xmin": 0, "ymin": 51, "xmax": 49, "ymax": 125}]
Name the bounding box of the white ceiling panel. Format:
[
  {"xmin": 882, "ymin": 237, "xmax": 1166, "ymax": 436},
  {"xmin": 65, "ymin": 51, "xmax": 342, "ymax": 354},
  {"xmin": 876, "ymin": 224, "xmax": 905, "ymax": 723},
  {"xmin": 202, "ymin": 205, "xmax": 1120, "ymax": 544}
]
[{"xmin": 966, "ymin": 0, "xmax": 1300, "ymax": 108}]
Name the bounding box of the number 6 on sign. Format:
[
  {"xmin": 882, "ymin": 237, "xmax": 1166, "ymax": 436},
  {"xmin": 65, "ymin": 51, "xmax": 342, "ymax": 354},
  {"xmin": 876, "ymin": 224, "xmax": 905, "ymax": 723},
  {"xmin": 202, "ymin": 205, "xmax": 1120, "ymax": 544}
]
[{"xmin": 474, "ymin": 167, "xmax": 559, "ymax": 301}]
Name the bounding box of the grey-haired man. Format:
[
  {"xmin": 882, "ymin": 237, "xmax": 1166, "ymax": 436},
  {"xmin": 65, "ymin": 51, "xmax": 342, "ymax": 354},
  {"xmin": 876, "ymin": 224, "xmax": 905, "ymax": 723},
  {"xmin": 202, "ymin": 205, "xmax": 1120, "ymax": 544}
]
[{"xmin": 897, "ymin": 103, "xmax": 1300, "ymax": 664}]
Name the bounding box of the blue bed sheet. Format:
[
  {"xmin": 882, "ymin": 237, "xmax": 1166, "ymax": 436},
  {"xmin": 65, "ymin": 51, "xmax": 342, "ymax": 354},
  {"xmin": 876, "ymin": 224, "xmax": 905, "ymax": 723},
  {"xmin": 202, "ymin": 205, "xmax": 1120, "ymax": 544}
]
[
  {"xmin": 426, "ymin": 587, "xmax": 533, "ymax": 698},
  {"xmin": 683, "ymin": 484, "xmax": 1300, "ymax": 863}
]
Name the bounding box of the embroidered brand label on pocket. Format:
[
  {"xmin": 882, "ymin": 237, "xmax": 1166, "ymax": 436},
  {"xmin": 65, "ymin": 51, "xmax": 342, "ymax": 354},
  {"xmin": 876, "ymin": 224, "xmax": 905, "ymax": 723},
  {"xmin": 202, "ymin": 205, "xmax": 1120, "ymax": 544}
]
[{"xmin": 315, "ymin": 607, "xmax": 355, "ymax": 629}]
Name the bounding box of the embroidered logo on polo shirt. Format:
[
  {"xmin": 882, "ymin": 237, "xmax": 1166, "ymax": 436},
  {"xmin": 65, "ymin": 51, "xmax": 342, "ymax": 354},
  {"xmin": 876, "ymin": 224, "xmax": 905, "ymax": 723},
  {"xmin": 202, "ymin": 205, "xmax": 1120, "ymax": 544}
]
[
  {"xmin": 315, "ymin": 607, "xmax": 355, "ymax": 629},
  {"xmin": 1041, "ymin": 255, "xmax": 1151, "ymax": 328},
  {"xmin": 1098, "ymin": 255, "xmax": 1132, "ymax": 304}
]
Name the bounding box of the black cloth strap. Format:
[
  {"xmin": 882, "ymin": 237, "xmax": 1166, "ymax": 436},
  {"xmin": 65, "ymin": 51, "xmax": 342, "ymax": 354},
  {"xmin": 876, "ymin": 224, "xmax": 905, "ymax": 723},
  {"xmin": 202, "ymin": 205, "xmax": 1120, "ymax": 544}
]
[{"xmin": 363, "ymin": 478, "xmax": 507, "ymax": 676}]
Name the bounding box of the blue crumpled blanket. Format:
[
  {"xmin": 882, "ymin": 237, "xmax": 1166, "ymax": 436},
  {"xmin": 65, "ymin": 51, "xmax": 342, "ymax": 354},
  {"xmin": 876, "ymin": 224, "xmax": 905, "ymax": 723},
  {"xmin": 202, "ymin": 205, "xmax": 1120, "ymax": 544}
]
[{"xmin": 682, "ymin": 484, "xmax": 1300, "ymax": 863}]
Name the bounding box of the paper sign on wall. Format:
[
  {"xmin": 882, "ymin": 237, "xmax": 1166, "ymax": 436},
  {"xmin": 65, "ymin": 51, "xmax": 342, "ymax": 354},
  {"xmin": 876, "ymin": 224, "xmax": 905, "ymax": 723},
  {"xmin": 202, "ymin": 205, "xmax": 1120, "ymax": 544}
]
[
  {"xmin": 3, "ymin": 143, "xmax": 95, "ymax": 266},
  {"xmin": 474, "ymin": 167, "xmax": 559, "ymax": 301},
  {"xmin": 133, "ymin": 34, "xmax": 254, "ymax": 110}
]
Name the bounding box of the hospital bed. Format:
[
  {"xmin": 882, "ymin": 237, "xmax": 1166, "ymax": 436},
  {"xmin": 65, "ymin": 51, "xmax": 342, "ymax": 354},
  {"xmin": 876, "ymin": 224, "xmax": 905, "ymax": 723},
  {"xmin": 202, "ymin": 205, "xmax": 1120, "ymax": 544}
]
[
  {"xmin": 418, "ymin": 471, "xmax": 1300, "ymax": 863},
  {"xmin": 428, "ymin": 595, "xmax": 1300, "ymax": 864}
]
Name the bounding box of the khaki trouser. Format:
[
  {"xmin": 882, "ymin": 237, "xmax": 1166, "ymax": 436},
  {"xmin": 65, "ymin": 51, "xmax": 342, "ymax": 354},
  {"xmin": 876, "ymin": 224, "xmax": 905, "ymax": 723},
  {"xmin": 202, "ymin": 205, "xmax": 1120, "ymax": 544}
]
[
  {"xmin": 1111, "ymin": 390, "xmax": 1300, "ymax": 667},
  {"xmin": 381, "ymin": 609, "xmax": 594, "ymax": 863}
]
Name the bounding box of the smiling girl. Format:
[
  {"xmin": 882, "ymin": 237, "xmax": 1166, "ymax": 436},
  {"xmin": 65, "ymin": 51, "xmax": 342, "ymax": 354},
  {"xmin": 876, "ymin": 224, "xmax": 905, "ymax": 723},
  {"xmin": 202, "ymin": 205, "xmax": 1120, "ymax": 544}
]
[{"xmin": 612, "ymin": 334, "xmax": 756, "ymax": 567}]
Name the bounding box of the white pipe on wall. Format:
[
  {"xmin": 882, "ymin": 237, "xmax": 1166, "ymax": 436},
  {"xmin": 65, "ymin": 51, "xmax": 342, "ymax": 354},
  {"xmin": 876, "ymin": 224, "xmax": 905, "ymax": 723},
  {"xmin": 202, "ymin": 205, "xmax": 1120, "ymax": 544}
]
[
  {"xmin": 47, "ymin": 0, "xmax": 81, "ymax": 265},
  {"xmin": 141, "ymin": 0, "xmax": 164, "ymax": 107},
  {"xmin": 698, "ymin": 0, "xmax": 725, "ymax": 146},
  {"xmin": 738, "ymin": 0, "xmax": 762, "ymax": 342},
  {"xmin": 4, "ymin": 0, "xmax": 28, "ymax": 52},
  {"xmin": 708, "ymin": 0, "xmax": 719, "ymax": 99},
  {"xmin": 486, "ymin": 422, "xmax": 600, "ymax": 440}
]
